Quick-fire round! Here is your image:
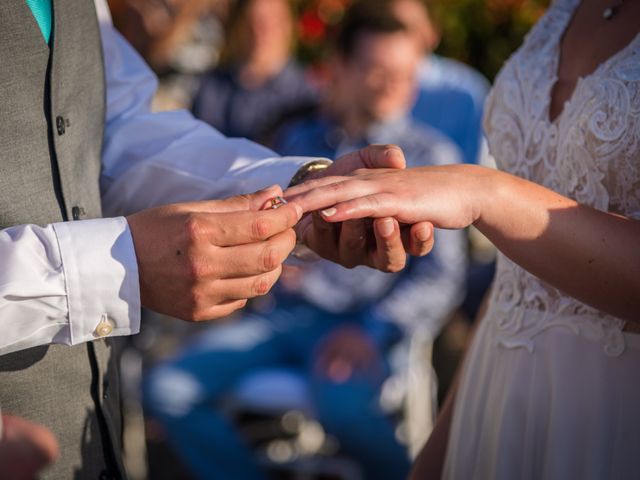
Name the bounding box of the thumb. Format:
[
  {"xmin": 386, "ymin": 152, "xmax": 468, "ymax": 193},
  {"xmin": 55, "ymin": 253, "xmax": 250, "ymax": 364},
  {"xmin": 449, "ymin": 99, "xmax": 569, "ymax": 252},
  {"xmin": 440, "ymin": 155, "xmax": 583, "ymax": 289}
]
[
  {"xmin": 329, "ymin": 144, "xmax": 406, "ymax": 176},
  {"xmin": 359, "ymin": 144, "xmax": 406, "ymax": 170}
]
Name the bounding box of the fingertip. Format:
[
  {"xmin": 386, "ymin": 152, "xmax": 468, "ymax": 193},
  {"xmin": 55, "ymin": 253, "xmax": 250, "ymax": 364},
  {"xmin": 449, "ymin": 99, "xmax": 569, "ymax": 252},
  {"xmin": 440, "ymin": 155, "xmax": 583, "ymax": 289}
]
[
  {"xmin": 414, "ymin": 222, "xmax": 433, "ymax": 243},
  {"xmin": 376, "ymin": 218, "xmax": 395, "ymax": 238},
  {"xmin": 411, "ymin": 222, "xmax": 435, "ymax": 256},
  {"xmin": 384, "ymin": 145, "xmax": 406, "ymax": 169}
]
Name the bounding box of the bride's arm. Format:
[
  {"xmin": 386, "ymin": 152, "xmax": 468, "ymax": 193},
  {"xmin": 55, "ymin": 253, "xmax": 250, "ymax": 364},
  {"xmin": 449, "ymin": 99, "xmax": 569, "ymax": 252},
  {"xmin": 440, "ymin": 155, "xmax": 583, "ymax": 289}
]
[{"xmin": 286, "ymin": 165, "xmax": 640, "ymax": 322}]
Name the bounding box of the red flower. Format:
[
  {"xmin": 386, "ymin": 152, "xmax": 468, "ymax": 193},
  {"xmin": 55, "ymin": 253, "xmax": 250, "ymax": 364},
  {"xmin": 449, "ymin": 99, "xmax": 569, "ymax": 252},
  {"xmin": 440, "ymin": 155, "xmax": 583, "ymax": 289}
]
[{"xmin": 298, "ymin": 10, "xmax": 326, "ymax": 43}]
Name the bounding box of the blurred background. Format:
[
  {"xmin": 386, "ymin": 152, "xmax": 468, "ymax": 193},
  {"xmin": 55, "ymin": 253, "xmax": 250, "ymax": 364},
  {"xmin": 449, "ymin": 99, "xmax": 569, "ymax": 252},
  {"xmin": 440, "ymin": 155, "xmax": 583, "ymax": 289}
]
[{"xmin": 106, "ymin": 1, "xmax": 548, "ymax": 479}]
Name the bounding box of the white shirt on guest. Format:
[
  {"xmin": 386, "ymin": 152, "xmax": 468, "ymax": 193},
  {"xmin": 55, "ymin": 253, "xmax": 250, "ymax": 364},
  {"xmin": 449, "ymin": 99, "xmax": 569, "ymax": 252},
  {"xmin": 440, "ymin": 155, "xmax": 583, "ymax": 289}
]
[{"xmin": 0, "ymin": 0, "xmax": 311, "ymax": 355}]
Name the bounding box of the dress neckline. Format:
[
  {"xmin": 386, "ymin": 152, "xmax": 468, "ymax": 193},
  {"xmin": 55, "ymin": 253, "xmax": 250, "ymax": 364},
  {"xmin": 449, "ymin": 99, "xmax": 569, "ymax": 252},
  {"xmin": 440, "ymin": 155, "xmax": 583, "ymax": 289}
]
[{"xmin": 546, "ymin": 0, "xmax": 640, "ymax": 125}]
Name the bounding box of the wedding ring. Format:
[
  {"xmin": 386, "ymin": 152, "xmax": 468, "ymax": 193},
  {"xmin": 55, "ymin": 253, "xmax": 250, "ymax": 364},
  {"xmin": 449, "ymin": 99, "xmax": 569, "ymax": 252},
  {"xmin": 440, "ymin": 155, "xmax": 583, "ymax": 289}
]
[{"xmin": 269, "ymin": 196, "xmax": 288, "ymax": 209}]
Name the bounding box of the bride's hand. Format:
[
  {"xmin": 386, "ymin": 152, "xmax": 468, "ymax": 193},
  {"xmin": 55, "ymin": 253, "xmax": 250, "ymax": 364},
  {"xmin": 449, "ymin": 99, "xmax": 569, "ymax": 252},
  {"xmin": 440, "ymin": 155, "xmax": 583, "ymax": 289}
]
[{"xmin": 286, "ymin": 164, "xmax": 494, "ymax": 230}]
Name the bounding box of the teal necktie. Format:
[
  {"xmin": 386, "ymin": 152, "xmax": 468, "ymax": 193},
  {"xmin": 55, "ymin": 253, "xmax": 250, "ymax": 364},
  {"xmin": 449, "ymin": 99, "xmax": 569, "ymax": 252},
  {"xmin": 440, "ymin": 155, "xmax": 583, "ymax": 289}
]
[{"xmin": 25, "ymin": 0, "xmax": 52, "ymax": 44}]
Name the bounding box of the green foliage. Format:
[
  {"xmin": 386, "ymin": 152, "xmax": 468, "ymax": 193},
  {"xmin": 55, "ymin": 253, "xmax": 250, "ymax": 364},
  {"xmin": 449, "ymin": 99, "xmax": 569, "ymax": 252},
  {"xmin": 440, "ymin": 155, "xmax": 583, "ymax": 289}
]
[{"xmin": 428, "ymin": 0, "xmax": 549, "ymax": 80}]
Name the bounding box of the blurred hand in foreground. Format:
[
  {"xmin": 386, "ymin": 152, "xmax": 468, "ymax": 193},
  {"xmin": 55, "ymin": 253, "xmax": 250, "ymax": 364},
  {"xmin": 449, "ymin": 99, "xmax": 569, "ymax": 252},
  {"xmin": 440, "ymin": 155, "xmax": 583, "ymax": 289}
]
[{"xmin": 0, "ymin": 415, "xmax": 59, "ymax": 480}]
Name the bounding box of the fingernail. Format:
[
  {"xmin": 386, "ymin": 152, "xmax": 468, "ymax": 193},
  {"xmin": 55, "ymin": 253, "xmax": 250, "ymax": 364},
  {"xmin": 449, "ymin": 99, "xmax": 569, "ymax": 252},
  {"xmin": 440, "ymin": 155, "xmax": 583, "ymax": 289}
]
[
  {"xmin": 293, "ymin": 203, "xmax": 303, "ymax": 220},
  {"xmin": 385, "ymin": 146, "xmax": 405, "ymax": 167},
  {"xmin": 379, "ymin": 218, "xmax": 394, "ymax": 237},
  {"xmin": 321, "ymin": 207, "xmax": 337, "ymax": 217},
  {"xmin": 415, "ymin": 224, "xmax": 433, "ymax": 242}
]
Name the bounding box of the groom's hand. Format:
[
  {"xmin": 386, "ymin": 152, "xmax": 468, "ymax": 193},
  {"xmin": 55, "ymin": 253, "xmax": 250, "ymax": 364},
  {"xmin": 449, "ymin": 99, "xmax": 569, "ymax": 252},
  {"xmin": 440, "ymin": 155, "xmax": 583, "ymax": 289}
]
[
  {"xmin": 291, "ymin": 145, "xmax": 434, "ymax": 272},
  {"xmin": 127, "ymin": 186, "xmax": 301, "ymax": 321}
]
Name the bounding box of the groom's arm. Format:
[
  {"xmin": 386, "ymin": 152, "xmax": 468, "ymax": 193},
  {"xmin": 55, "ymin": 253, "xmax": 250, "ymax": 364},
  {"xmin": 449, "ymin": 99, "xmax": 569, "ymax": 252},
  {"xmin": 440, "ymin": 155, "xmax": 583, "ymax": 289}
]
[{"xmin": 96, "ymin": 4, "xmax": 431, "ymax": 272}]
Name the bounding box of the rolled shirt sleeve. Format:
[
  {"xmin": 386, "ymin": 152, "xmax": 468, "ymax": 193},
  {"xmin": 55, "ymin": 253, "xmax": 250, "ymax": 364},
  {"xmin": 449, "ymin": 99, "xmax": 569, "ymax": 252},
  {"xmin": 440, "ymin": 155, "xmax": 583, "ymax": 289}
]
[{"xmin": 97, "ymin": 7, "xmax": 311, "ymax": 217}]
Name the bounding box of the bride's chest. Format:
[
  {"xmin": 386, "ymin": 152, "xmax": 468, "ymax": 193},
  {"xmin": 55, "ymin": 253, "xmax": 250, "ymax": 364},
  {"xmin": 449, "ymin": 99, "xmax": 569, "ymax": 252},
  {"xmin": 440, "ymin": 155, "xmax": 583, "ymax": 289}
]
[{"xmin": 484, "ymin": 12, "xmax": 640, "ymax": 215}]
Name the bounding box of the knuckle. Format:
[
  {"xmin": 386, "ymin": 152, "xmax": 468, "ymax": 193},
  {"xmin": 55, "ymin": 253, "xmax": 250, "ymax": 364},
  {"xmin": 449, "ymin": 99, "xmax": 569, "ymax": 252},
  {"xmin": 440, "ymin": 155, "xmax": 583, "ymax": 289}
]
[
  {"xmin": 252, "ymin": 217, "xmax": 271, "ymax": 240},
  {"xmin": 183, "ymin": 214, "xmax": 204, "ymax": 242},
  {"xmin": 367, "ymin": 195, "xmax": 382, "ymax": 209},
  {"xmin": 186, "ymin": 258, "xmax": 208, "ymax": 283},
  {"xmin": 328, "ymin": 182, "xmax": 344, "ymax": 194},
  {"xmin": 261, "ymin": 245, "xmax": 279, "ymax": 272},
  {"xmin": 252, "ymin": 274, "xmax": 273, "ymax": 297}
]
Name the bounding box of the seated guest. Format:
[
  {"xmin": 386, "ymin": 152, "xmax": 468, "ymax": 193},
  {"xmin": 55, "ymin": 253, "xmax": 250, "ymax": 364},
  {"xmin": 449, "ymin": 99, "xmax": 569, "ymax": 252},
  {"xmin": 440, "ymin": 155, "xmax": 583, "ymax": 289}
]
[
  {"xmin": 389, "ymin": 0, "xmax": 495, "ymax": 325},
  {"xmin": 390, "ymin": 0, "xmax": 490, "ymax": 165},
  {"xmin": 191, "ymin": 0, "xmax": 318, "ymax": 141},
  {"xmin": 144, "ymin": 6, "xmax": 465, "ymax": 480}
]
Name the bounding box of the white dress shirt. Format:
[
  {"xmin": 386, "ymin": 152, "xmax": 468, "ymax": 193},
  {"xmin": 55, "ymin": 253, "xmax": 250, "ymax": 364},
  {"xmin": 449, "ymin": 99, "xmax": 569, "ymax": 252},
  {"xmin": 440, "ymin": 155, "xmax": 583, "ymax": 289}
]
[{"xmin": 0, "ymin": 1, "xmax": 311, "ymax": 355}]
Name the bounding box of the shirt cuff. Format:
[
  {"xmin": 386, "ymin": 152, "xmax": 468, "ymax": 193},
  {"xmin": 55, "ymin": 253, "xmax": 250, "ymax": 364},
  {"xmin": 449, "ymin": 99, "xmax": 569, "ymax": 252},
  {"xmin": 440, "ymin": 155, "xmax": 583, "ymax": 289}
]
[{"xmin": 53, "ymin": 217, "xmax": 140, "ymax": 344}]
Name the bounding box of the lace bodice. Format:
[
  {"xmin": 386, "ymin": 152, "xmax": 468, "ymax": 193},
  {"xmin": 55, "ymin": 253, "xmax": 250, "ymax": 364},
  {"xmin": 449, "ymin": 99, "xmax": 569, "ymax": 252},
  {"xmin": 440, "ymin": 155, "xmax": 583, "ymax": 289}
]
[{"xmin": 484, "ymin": 0, "xmax": 640, "ymax": 356}]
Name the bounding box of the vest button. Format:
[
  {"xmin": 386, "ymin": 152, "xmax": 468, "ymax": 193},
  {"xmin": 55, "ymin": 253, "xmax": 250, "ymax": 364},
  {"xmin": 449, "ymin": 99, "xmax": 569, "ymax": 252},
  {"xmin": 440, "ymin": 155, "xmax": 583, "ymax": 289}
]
[
  {"xmin": 56, "ymin": 116, "xmax": 66, "ymax": 135},
  {"xmin": 72, "ymin": 206, "xmax": 85, "ymax": 220}
]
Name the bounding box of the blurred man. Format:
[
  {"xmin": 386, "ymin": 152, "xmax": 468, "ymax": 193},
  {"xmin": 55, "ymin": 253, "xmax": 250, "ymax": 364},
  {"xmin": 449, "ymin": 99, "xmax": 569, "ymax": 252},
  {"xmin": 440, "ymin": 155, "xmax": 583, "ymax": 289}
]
[
  {"xmin": 144, "ymin": 6, "xmax": 465, "ymax": 480},
  {"xmin": 108, "ymin": 0, "xmax": 225, "ymax": 110},
  {"xmin": 390, "ymin": 0, "xmax": 490, "ymax": 166},
  {"xmin": 191, "ymin": 0, "xmax": 318, "ymax": 141}
]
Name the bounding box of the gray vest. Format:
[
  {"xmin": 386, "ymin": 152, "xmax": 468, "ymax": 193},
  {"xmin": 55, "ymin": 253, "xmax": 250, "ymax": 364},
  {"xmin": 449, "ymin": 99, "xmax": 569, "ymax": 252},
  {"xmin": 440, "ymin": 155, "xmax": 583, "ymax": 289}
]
[{"xmin": 0, "ymin": 1, "xmax": 126, "ymax": 478}]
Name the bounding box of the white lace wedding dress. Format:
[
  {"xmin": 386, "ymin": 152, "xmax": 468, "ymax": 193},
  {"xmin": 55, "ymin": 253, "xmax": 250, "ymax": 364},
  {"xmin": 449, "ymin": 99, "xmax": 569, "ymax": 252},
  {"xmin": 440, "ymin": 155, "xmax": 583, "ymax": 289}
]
[{"xmin": 443, "ymin": 1, "xmax": 640, "ymax": 478}]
